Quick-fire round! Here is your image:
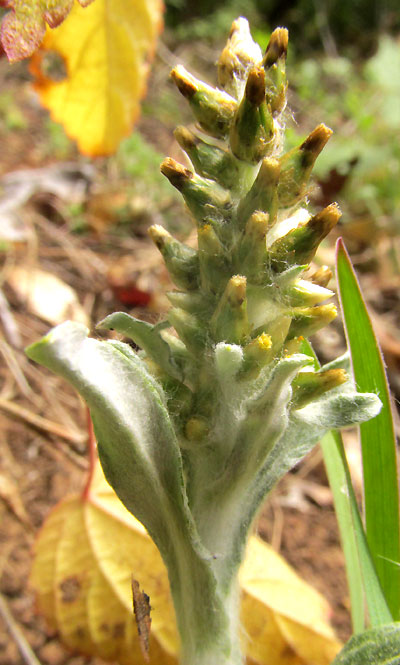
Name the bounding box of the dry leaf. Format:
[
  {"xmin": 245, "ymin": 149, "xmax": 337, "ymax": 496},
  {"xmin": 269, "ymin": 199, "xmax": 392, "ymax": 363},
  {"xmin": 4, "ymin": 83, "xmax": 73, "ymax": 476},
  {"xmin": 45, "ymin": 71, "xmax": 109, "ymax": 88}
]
[
  {"xmin": 30, "ymin": 462, "xmax": 341, "ymax": 664},
  {"xmin": 0, "ymin": 0, "xmax": 94, "ymax": 62},
  {"xmin": 29, "ymin": 0, "xmax": 164, "ymax": 156},
  {"xmin": 7, "ymin": 267, "xmax": 89, "ymax": 327},
  {"xmin": 132, "ymin": 578, "xmax": 152, "ymax": 662}
]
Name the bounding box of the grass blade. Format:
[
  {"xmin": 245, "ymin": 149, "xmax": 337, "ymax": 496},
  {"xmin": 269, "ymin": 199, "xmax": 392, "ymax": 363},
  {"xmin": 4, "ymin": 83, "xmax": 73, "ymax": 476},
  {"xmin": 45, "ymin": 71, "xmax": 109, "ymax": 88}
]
[
  {"xmin": 321, "ymin": 430, "xmax": 392, "ymax": 629},
  {"xmin": 320, "ymin": 430, "xmax": 365, "ymax": 633},
  {"xmin": 300, "ymin": 340, "xmax": 391, "ymax": 629},
  {"xmin": 336, "ymin": 238, "xmax": 400, "ymax": 620}
]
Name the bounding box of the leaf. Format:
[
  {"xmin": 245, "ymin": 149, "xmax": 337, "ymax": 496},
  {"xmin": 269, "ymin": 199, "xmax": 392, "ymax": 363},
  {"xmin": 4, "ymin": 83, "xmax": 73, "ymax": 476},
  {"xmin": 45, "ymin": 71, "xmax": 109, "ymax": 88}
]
[
  {"xmin": 25, "ymin": 321, "xmax": 229, "ymax": 643},
  {"xmin": 336, "ymin": 239, "xmax": 400, "ymax": 620},
  {"xmin": 7, "ymin": 267, "xmax": 89, "ymax": 327},
  {"xmin": 29, "ymin": 0, "xmax": 164, "ymax": 156},
  {"xmin": 321, "ymin": 430, "xmax": 392, "ymax": 632},
  {"xmin": 98, "ymin": 312, "xmax": 183, "ymax": 380},
  {"xmin": 25, "ymin": 322, "xmax": 203, "ymax": 567},
  {"xmin": 0, "ymin": 0, "xmax": 94, "ymax": 62},
  {"xmin": 302, "ymin": 340, "xmax": 391, "ymax": 631},
  {"xmin": 31, "ymin": 461, "xmax": 342, "ymax": 665},
  {"xmin": 331, "ymin": 623, "xmax": 400, "ymax": 665}
]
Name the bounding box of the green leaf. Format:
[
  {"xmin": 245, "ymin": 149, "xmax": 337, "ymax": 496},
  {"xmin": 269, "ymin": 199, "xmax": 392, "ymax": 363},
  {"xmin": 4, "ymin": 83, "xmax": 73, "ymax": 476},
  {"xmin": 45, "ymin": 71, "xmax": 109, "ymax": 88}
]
[
  {"xmin": 332, "ymin": 622, "xmax": 400, "ymax": 664},
  {"xmin": 98, "ymin": 311, "xmax": 183, "ymax": 380},
  {"xmin": 336, "ymin": 239, "xmax": 400, "ymax": 620},
  {"xmin": 26, "ymin": 322, "xmax": 187, "ymax": 549},
  {"xmin": 25, "ymin": 321, "xmax": 236, "ymax": 650},
  {"xmin": 301, "ymin": 340, "xmax": 390, "ymax": 630},
  {"xmin": 322, "ymin": 429, "xmax": 392, "ymax": 630},
  {"xmin": 321, "ymin": 430, "xmax": 366, "ymax": 633}
]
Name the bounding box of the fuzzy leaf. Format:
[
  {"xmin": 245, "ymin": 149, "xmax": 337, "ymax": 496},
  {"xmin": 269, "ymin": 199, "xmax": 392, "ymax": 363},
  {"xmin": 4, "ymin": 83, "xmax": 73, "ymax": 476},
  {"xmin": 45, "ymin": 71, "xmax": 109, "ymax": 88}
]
[
  {"xmin": 0, "ymin": 0, "xmax": 94, "ymax": 62},
  {"xmin": 25, "ymin": 321, "xmax": 232, "ymax": 647},
  {"xmin": 30, "ymin": 462, "xmax": 341, "ymax": 665},
  {"xmin": 331, "ymin": 623, "xmax": 400, "ymax": 664},
  {"xmin": 203, "ymin": 356, "xmax": 381, "ymax": 579},
  {"xmin": 98, "ymin": 312, "xmax": 183, "ymax": 380},
  {"xmin": 29, "ymin": 0, "xmax": 164, "ymax": 155},
  {"xmin": 25, "ymin": 322, "xmax": 200, "ymax": 565}
]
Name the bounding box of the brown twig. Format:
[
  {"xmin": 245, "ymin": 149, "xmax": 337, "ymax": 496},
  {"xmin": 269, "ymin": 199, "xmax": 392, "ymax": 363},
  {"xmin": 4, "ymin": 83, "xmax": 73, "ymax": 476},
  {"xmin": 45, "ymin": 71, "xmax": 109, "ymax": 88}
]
[
  {"xmin": 82, "ymin": 407, "xmax": 96, "ymax": 500},
  {"xmin": 0, "ymin": 340, "xmax": 37, "ymax": 402},
  {"xmin": 0, "ymin": 396, "xmax": 86, "ymax": 447},
  {"xmin": 0, "ymin": 593, "xmax": 44, "ymax": 665}
]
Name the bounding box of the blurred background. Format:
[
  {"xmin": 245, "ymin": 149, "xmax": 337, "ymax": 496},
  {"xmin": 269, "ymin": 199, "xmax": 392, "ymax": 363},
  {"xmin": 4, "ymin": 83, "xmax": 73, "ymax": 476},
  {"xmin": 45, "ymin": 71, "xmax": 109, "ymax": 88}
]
[{"xmin": 0, "ymin": 1, "xmax": 399, "ymax": 663}]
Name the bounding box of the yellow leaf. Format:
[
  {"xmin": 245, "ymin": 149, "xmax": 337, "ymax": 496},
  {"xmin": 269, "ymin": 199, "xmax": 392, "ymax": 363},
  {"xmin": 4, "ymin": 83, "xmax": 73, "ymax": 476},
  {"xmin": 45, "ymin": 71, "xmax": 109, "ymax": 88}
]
[
  {"xmin": 31, "ymin": 462, "xmax": 341, "ymax": 664},
  {"xmin": 0, "ymin": 0, "xmax": 94, "ymax": 62},
  {"xmin": 30, "ymin": 0, "xmax": 164, "ymax": 156}
]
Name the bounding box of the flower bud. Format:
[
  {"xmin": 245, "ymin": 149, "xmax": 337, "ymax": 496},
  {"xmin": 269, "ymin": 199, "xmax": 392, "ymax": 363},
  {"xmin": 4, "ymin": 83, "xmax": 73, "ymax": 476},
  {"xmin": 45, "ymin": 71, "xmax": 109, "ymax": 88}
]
[
  {"xmin": 174, "ymin": 126, "xmax": 244, "ymax": 190},
  {"xmin": 185, "ymin": 416, "xmax": 209, "ymax": 441},
  {"xmin": 263, "ymin": 27, "xmax": 289, "ymax": 68},
  {"xmin": 263, "ymin": 27, "xmax": 289, "ymax": 115},
  {"xmin": 235, "ymin": 211, "xmax": 269, "ymax": 282},
  {"xmin": 218, "ymin": 17, "xmax": 263, "ymax": 98},
  {"xmin": 170, "ymin": 65, "xmax": 237, "ymax": 138},
  {"xmin": 287, "ymin": 304, "xmax": 337, "ymax": 339},
  {"xmin": 168, "ymin": 308, "xmax": 207, "ymax": 354},
  {"xmin": 285, "ymin": 279, "xmax": 334, "ymax": 306},
  {"xmin": 166, "ymin": 291, "xmax": 210, "ymax": 315},
  {"xmin": 236, "ymin": 157, "xmax": 280, "ymax": 228},
  {"xmin": 198, "ymin": 223, "xmax": 230, "ymax": 293},
  {"xmin": 309, "ymin": 265, "xmax": 333, "ymax": 287},
  {"xmin": 149, "ymin": 224, "xmax": 199, "ymax": 290},
  {"xmin": 269, "ymin": 203, "xmax": 341, "ymax": 270},
  {"xmin": 161, "ymin": 157, "xmax": 232, "ymax": 227},
  {"xmin": 160, "ymin": 330, "xmax": 193, "ymax": 375},
  {"xmin": 278, "ymin": 125, "xmax": 333, "ymax": 208},
  {"xmin": 229, "ymin": 66, "xmax": 275, "ymax": 163},
  {"xmin": 292, "ymin": 368, "xmax": 348, "ymax": 408},
  {"xmin": 240, "ymin": 332, "xmax": 273, "ymax": 379},
  {"xmin": 211, "ymin": 275, "xmax": 249, "ymax": 344}
]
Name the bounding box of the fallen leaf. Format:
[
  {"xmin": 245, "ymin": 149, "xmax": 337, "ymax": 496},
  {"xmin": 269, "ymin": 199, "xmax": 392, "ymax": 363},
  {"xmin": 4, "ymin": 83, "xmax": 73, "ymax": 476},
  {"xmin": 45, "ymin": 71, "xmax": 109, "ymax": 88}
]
[
  {"xmin": 31, "ymin": 461, "xmax": 341, "ymax": 664},
  {"xmin": 7, "ymin": 267, "xmax": 89, "ymax": 327},
  {"xmin": 0, "ymin": 163, "xmax": 94, "ymax": 244},
  {"xmin": 29, "ymin": 0, "xmax": 164, "ymax": 156},
  {"xmin": 0, "ymin": 0, "xmax": 94, "ymax": 63}
]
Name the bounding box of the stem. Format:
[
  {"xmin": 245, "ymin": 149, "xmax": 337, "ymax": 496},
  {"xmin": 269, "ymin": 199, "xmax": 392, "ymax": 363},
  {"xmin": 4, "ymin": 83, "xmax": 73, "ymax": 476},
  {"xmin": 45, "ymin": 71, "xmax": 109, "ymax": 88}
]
[
  {"xmin": 171, "ymin": 567, "xmax": 242, "ymax": 665},
  {"xmin": 82, "ymin": 407, "xmax": 96, "ymax": 501}
]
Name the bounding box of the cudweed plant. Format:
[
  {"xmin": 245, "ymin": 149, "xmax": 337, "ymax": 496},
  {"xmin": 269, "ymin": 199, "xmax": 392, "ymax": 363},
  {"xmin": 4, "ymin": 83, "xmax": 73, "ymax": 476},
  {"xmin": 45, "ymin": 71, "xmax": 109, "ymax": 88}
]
[{"xmin": 27, "ymin": 18, "xmax": 383, "ymax": 665}]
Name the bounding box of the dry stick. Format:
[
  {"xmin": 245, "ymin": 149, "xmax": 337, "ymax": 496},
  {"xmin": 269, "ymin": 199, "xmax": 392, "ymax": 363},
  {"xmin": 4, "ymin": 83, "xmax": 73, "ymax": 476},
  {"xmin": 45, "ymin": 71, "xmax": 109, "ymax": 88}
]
[
  {"xmin": 0, "ymin": 340, "xmax": 38, "ymax": 402},
  {"xmin": 31, "ymin": 434, "xmax": 88, "ymax": 471},
  {"xmin": 0, "ymin": 593, "xmax": 44, "ymax": 665},
  {"xmin": 82, "ymin": 407, "xmax": 96, "ymax": 500},
  {"xmin": 0, "ymin": 396, "xmax": 86, "ymax": 447},
  {"xmin": 35, "ymin": 214, "xmax": 107, "ymax": 281}
]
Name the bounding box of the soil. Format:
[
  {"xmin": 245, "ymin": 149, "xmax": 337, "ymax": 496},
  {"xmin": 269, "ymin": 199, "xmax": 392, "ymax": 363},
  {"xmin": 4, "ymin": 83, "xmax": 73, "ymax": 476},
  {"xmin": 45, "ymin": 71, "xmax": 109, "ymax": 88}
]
[{"xmin": 0, "ymin": 46, "xmax": 399, "ymax": 665}]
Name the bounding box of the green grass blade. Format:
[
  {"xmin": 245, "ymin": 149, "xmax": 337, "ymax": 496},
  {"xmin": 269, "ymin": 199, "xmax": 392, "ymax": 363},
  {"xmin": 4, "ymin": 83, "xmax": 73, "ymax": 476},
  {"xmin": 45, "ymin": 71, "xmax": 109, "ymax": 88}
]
[
  {"xmin": 336, "ymin": 238, "xmax": 400, "ymax": 620},
  {"xmin": 300, "ymin": 339, "xmax": 390, "ymax": 630},
  {"xmin": 321, "ymin": 430, "xmax": 392, "ymax": 629},
  {"xmin": 320, "ymin": 430, "xmax": 365, "ymax": 633}
]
